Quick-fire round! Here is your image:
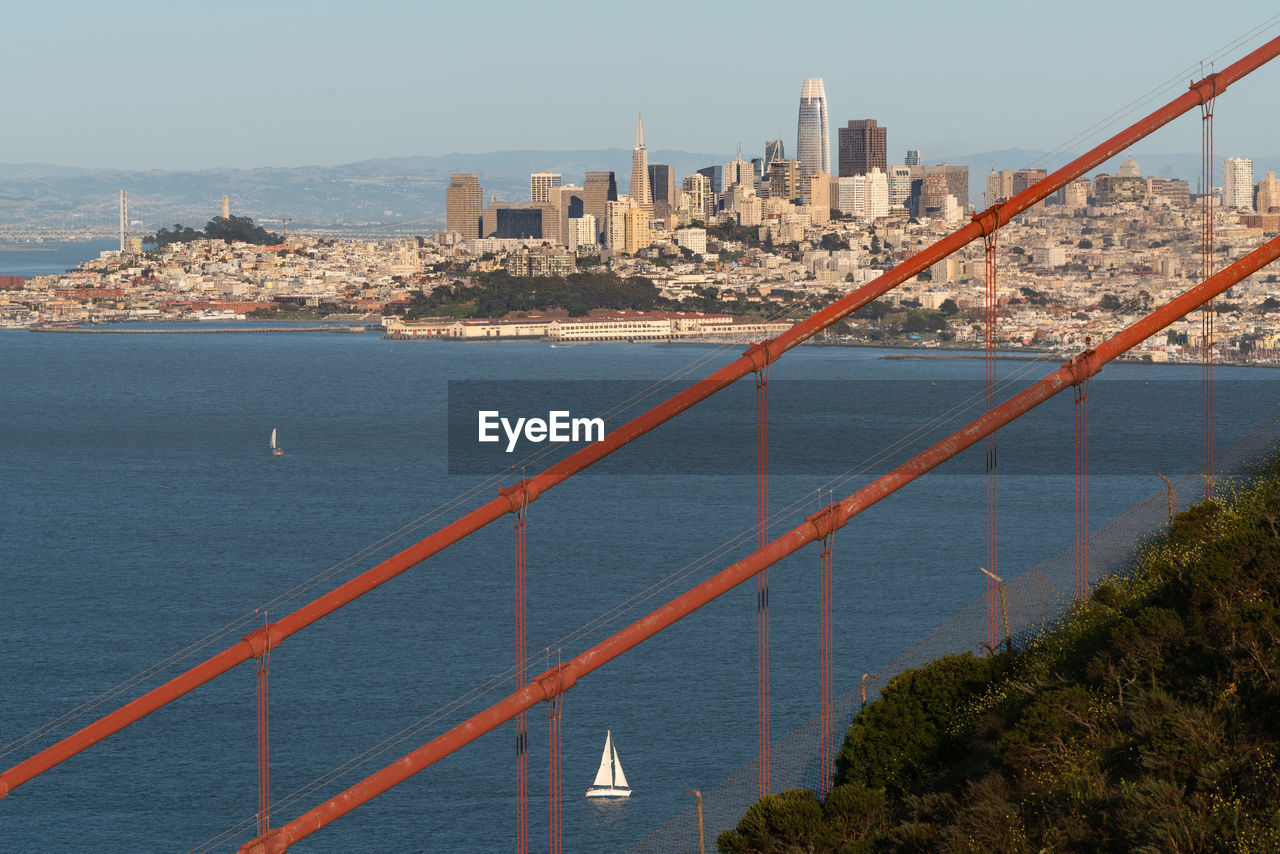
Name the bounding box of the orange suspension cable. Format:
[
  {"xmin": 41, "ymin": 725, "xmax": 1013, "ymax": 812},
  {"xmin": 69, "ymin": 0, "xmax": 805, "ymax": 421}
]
[
  {"xmin": 547, "ymin": 693, "xmax": 562, "ymax": 854},
  {"xmin": 255, "ymin": 634, "xmax": 270, "ymax": 841},
  {"xmin": 1073, "ymin": 361, "xmax": 1090, "ymax": 602},
  {"xmin": 754, "ymin": 362, "xmax": 770, "ymax": 796},
  {"xmin": 984, "ymin": 231, "xmax": 999, "ymax": 652},
  {"xmin": 513, "ymin": 493, "xmax": 528, "ymax": 854},
  {"xmin": 818, "ymin": 517, "xmax": 835, "ymax": 796},
  {"xmin": 1201, "ymin": 95, "xmax": 1217, "ymax": 500}
]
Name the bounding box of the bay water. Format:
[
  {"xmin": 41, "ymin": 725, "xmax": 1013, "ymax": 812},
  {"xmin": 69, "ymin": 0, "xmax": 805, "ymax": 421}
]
[{"xmin": 2, "ymin": 328, "xmax": 1276, "ymax": 852}]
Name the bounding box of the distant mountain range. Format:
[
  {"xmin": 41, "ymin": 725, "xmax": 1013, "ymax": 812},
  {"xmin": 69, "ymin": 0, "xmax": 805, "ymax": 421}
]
[{"xmin": 3, "ymin": 149, "xmax": 1277, "ymax": 234}]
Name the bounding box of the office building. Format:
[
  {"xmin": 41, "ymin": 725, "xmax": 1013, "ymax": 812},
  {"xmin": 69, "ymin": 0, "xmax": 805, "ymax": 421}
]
[
  {"xmin": 764, "ymin": 139, "xmax": 784, "ymax": 169},
  {"xmin": 837, "ymin": 119, "xmax": 887, "ymax": 177},
  {"xmin": 446, "ymin": 174, "xmax": 484, "ymax": 240},
  {"xmin": 904, "ymin": 149, "xmax": 920, "ymax": 167},
  {"xmin": 630, "ymin": 114, "xmax": 652, "ymax": 211},
  {"xmin": 796, "ymin": 78, "xmax": 830, "ymax": 177},
  {"xmin": 697, "ymin": 165, "xmax": 724, "ymax": 195},
  {"xmin": 648, "ymin": 164, "xmax": 675, "ymax": 217},
  {"xmin": 530, "ymin": 172, "xmax": 562, "ymax": 204},
  {"xmin": 887, "ymin": 165, "xmax": 911, "ymax": 208},
  {"xmin": 768, "ymin": 158, "xmax": 798, "ymax": 202},
  {"xmin": 583, "ymin": 172, "xmax": 619, "ymax": 241}
]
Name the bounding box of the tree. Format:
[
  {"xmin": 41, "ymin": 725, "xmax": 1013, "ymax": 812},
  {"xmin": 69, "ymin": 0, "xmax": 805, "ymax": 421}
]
[
  {"xmin": 1078, "ymin": 238, "xmax": 1094, "ymax": 249},
  {"xmin": 939, "ymin": 298, "xmax": 960, "ymax": 316},
  {"xmin": 1099, "ymin": 293, "xmax": 1122, "ymax": 311}
]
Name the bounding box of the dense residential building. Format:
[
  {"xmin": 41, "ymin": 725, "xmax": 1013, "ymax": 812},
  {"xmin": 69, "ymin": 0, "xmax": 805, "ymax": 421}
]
[
  {"xmin": 629, "ymin": 114, "xmax": 652, "ymax": 212},
  {"xmin": 723, "ymin": 154, "xmax": 753, "ymax": 190},
  {"xmin": 568, "ymin": 214, "xmax": 598, "ymax": 252},
  {"xmin": 796, "ymin": 78, "xmax": 830, "ymax": 177},
  {"xmin": 863, "ymin": 168, "xmax": 889, "ymax": 219},
  {"xmin": 622, "ymin": 204, "xmax": 650, "ymax": 254},
  {"xmin": 604, "ymin": 200, "xmax": 629, "ymax": 250},
  {"xmin": 530, "ymin": 171, "xmax": 562, "ymax": 203},
  {"xmin": 446, "ymin": 174, "xmax": 483, "ymax": 240},
  {"xmin": 1148, "ymin": 177, "xmax": 1191, "ymax": 206},
  {"xmin": 837, "ymin": 119, "xmax": 887, "ymax": 177},
  {"xmin": 1222, "ymin": 157, "xmax": 1255, "ymax": 210},
  {"xmin": 1064, "ymin": 177, "xmax": 1091, "ymax": 210},
  {"xmin": 1095, "ymin": 173, "xmax": 1146, "ymax": 205},
  {"xmin": 986, "ymin": 170, "xmax": 1014, "ymax": 205},
  {"xmin": 508, "ymin": 245, "xmax": 576, "ymax": 277},
  {"xmin": 674, "ymin": 227, "xmax": 707, "ymax": 256},
  {"xmin": 1256, "ymin": 170, "xmax": 1280, "ymax": 213},
  {"xmin": 797, "ymin": 171, "xmax": 831, "ymax": 224},
  {"xmin": 681, "ymin": 173, "xmax": 714, "ymax": 222}
]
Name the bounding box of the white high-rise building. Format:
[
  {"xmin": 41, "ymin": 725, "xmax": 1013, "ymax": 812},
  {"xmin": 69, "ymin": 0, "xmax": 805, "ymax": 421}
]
[
  {"xmin": 887, "ymin": 165, "xmax": 911, "ymax": 208},
  {"xmin": 569, "ymin": 215, "xmax": 598, "ymax": 251},
  {"xmin": 796, "ymin": 78, "xmax": 830, "ymax": 177},
  {"xmin": 863, "ymin": 168, "xmax": 889, "ymax": 219},
  {"xmin": 531, "ymin": 172, "xmax": 562, "ymax": 203},
  {"xmin": 1222, "ymin": 157, "xmax": 1255, "ymax": 210}
]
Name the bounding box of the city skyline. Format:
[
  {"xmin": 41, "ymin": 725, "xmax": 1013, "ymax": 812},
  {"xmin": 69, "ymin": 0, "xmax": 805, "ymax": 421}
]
[{"xmin": 6, "ymin": 2, "xmax": 1280, "ymax": 172}]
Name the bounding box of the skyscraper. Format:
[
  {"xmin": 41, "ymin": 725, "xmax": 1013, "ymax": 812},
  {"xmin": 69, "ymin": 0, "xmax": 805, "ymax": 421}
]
[
  {"xmin": 530, "ymin": 171, "xmax": 562, "ymax": 203},
  {"xmin": 446, "ymin": 173, "xmax": 483, "ymax": 240},
  {"xmin": 904, "ymin": 149, "xmax": 921, "ymax": 167},
  {"xmin": 583, "ymin": 172, "xmax": 618, "ymax": 241},
  {"xmin": 648, "ymin": 164, "xmax": 675, "ymax": 217},
  {"xmin": 796, "ymin": 78, "xmax": 829, "ymax": 177},
  {"xmin": 630, "ymin": 114, "xmax": 652, "ymax": 212},
  {"xmin": 838, "ymin": 119, "xmax": 887, "ymax": 177},
  {"xmin": 764, "ymin": 139, "xmax": 784, "ymax": 169},
  {"xmin": 1222, "ymin": 157, "xmax": 1255, "ymax": 210}
]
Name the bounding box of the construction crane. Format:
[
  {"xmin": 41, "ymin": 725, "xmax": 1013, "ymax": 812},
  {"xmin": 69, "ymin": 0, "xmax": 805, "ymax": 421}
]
[{"xmin": 262, "ymin": 217, "xmax": 293, "ymax": 240}]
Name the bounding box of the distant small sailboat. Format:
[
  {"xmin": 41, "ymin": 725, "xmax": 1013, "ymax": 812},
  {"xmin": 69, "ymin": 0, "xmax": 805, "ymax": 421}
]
[
  {"xmin": 585, "ymin": 730, "xmax": 631, "ymax": 799},
  {"xmin": 270, "ymin": 428, "xmax": 283, "ymax": 456}
]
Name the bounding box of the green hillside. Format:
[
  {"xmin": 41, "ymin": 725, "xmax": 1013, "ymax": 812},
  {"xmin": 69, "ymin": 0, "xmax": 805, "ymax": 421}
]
[{"xmin": 720, "ymin": 460, "xmax": 1280, "ymax": 853}]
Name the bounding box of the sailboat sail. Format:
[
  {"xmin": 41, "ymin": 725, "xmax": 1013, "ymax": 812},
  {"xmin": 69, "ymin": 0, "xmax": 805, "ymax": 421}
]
[
  {"xmin": 586, "ymin": 730, "xmax": 631, "ymax": 798},
  {"xmin": 592, "ymin": 732, "xmax": 615, "ymax": 787},
  {"xmin": 611, "ymin": 742, "xmax": 629, "ymax": 789},
  {"xmin": 270, "ymin": 428, "xmax": 278, "ymax": 450}
]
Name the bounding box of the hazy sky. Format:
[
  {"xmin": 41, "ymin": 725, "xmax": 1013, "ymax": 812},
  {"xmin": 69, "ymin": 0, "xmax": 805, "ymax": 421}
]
[{"xmin": 9, "ymin": 1, "xmax": 1280, "ymax": 171}]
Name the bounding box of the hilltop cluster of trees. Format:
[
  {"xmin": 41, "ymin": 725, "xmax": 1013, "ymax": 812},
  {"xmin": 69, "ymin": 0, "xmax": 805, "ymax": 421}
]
[
  {"xmin": 390, "ymin": 270, "xmax": 789, "ymax": 321},
  {"xmin": 720, "ymin": 459, "xmax": 1280, "ymax": 852},
  {"xmin": 394, "ymin": 270, "xmax": 661, "ymax": 319},
  {"xmin": 146, "ymin": 215, "xmax": 281, "ymax": 248}
]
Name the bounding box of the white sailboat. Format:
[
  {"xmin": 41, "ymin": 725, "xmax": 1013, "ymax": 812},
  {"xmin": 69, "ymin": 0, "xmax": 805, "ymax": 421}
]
[
  {"xmin": 270, "ymin": 428, "xmax": 283, "ymax": 456},
  {"xmin": 585, "ymin": 730, "xmax": 631, "ymax": 799}
]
